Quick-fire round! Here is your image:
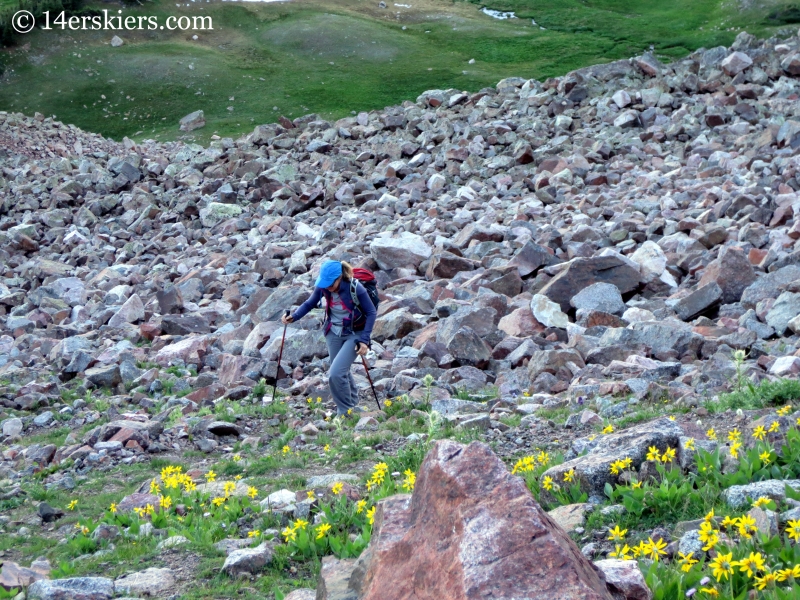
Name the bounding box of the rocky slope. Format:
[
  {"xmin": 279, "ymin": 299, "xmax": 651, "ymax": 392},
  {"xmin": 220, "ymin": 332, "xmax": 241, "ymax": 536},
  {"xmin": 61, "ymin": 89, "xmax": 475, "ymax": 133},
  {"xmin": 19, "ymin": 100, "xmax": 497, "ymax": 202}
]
[{"xmin": 2, "ymin": 27, "xmax": 800, "ymax": 600}]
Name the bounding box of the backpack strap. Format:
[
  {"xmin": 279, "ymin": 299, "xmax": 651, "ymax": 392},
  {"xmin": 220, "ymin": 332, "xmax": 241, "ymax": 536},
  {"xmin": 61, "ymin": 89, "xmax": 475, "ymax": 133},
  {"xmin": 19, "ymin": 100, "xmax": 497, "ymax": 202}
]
[{"xmin": 350, "ymin": 279, "xmax": 361, "ymax": 310}]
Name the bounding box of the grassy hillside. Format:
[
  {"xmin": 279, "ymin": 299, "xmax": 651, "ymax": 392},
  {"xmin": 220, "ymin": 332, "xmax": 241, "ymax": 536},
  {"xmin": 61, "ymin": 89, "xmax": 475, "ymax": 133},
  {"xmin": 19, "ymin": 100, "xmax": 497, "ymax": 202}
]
[{"xmin": 0, "ymin": 0, "xmax": 796, "ymax": 144}]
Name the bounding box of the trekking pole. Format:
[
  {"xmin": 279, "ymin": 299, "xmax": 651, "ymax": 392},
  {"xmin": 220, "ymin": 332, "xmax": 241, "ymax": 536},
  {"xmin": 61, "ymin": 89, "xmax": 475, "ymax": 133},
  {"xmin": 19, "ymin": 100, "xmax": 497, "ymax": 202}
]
[
  {"xmin": 359, "ymin": 352, "xmax": 382, "ymax": 412},
  {"xmin": 271, "ymin": 309, "xmax": 290, "ymax": 403}
]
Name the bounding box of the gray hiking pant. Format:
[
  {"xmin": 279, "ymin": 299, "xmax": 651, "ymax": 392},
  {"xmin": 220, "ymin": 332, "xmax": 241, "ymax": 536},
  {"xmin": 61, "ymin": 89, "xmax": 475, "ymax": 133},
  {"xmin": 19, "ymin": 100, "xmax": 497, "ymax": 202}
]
[{"xmin": 325, "ymin": 331, "xmax": 360, "ymax": 415}]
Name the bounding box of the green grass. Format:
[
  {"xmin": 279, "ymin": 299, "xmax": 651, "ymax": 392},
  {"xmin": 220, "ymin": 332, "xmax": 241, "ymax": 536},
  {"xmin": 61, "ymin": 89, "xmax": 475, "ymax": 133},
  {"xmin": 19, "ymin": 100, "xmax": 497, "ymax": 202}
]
[
  {"xmin": 0, "ymin": 0, "xmax": 794, "ymax": 144},
  {"xmin": 712, "ymin": 377, "xmax": 800, "ymax": 412}
]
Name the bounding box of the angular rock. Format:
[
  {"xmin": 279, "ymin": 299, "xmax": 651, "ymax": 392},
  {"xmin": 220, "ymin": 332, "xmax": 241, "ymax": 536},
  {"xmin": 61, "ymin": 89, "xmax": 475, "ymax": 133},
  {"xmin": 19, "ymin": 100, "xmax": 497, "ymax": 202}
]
[
  {"xmin": 570, "ymin": 283, "xmax": 625, "ymax": 315},
  {"xmin": 594, "ymin": 559, "xmax": 652, "ymax": 600},
  {"xmin": 543, "ymin": 417, "xmax": 683, "ymax": 498},
  {"xmin": 370, "ymin": 232, "xmax": 432, "ymax": 270},
  {"xmin": 671, "ymin": 282, "xmax": 723, "ymax": 321},
  {"xmin": 698, "ymin": 246, "xmax": 756, "ymax": 305},
  {"xmin": 343, "ymin": 440, "xmax": 613, "ymax": 600},
  {"xmin": 28, "ymin": 578, "xmax": 114, "ymax": 600},
  {"xmin": 539, "ymin": 256, "xmax": 641, "ymax": 312},
  {"xmin": 531, "ymin": 294, "xmax": 569, "ymax": 328},
  {"xmin": 114, "ymin": 568, "xmax": 175, "ymax": 596},
  {"xmin": 222, "ymin": 542, "xmax": 275, "ymax": 576}
]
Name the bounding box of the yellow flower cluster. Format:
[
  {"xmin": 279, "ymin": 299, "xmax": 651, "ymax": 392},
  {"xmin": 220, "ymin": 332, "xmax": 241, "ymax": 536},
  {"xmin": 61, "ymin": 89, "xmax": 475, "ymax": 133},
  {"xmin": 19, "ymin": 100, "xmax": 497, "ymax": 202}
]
[
  {"xmin": 609, "ymin": 457, "xmax": 633, "ymax": 475},
  {"xmin": 401, "ymin": 469, "xmax": 416, "ymax": 492},
  {"xmin": 511, "ymin": 451, "xmax": 550, "ymax": 475},
  {"xmin": 282, "ymin": 518, "xmax": 309, "ymax": 543},
  {"xmin": 645, "ymin": 446, "xmax": 676, "ymax": 463},
  {"xmin": 365, "ymin": 462, "xmax": 389, "ymax": 491}
]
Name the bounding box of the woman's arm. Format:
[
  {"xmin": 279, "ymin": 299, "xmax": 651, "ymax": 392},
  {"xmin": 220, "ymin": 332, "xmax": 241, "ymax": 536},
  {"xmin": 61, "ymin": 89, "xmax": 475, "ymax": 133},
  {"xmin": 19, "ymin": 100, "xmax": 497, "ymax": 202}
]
[
  {"xmin": 291, "ymin": 287, "xmax": 323, "ymax": 322},
  {"xmin": 355, "ymin": 283, "xmax": 377, "ymax": 346}
]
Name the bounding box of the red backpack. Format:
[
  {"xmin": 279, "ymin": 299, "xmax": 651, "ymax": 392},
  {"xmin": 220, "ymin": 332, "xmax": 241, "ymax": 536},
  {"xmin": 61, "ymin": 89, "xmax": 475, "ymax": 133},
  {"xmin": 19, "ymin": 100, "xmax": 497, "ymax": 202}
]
[{"xmin": 349, "ymin": 268, "xmax": 380, "ymax": 331}]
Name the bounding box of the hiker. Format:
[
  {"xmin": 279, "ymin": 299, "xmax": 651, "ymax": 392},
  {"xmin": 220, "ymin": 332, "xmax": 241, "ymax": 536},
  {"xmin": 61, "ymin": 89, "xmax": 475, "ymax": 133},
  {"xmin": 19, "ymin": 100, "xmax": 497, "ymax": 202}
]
[{"xmin": 281, "ymin": 260, "xmax": 377, "ymax": 416}]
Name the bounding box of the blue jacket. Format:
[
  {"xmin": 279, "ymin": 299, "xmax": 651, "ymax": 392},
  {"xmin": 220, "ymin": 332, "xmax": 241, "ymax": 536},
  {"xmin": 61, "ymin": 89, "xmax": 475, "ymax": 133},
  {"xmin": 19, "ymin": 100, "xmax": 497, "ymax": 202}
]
[{"xmin": 291, "ymin": 278, "xmax": 376, "ymax": 346}]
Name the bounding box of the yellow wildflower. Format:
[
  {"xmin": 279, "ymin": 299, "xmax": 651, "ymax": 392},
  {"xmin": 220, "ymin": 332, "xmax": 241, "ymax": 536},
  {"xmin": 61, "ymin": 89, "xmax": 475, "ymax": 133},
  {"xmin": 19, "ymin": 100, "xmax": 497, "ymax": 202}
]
[
  {"xmin": 248, "ymin": 530, "xmax": 260, "ymax": 538},
  {"xmin": 646, "ymin": 446, "xmax": 660, "ymax": 461},
  {"xmin": 719, "ymin": 515, "xmax": 736, "ymax": 529},
  {"xmin": 607, "ymin": 525, "xmax": 627, "ymax": 541},
  {"xmin": 787, "ymin": 519, "xmax": 800, "ymax": 543},
  {"xmin": 700, "ymin": 587, "xmax": 719, "ymax": 597},
  {"xmin": 752, "ymin": 496, "xmax": 771, "ymax": 508},
  {"xmin": 609, "ymin": 544, "xmax": 632, "ymax": 560},
  {"xmin": 542, "ymin": 476, "xmax": 554, "ymax": 491},
  {"xmin": 150, "ymin": 479, "xmax": 161, "ymax": 495},
  {"xmin": 366, "ymin": 507, "xmax": 376, "ymax": 525},
  {"xmin": 706, "ymin": 427, "xmax": 717, "ymax": 441},
  {"xmin": 67, "ymin": 500, "xmax": 78, "ymax": 510},
  {"xmin": 307, "ymin": 490, "xmax": 316, "ymax": 500},
  {"xmin": 737, "ymin": 552, "xmax": 766, "ymax": 578},
  {"xmin": 678, "ymin": 552, "xmax": 698, "ymax": 572},
  {"xmin": 282, "ymin": 526, "xmax": 297, "ymax": 543},
  {"xmin": 159, "ymin": 495, "xmax": 172, "ymax": 509},
  {"xmin": 759, "ymin": 450, "xmax": 771, "ymax": 464},
  {"xmin": 332, "ymin": 482, "xmax": 344, "ymax": 495},
  {"xmin": 402, "ymin": 469, "xmax": 416, "ymax": 492},
  {"xmin": 282, "ymin": 446, "xmax": 290, "ymax": 455},
  {"xmin": 356, "ymin": 500, "xmax": 367, "ymax": 514},
  {"xmin": 223, "ymin": 481, "xmax": 236, "ymax": 497},
  {"xmin": 684, "ymin": 438, "xmax": 695, "ymax": 450},
  {"xmin": 205, "ymin": 470, "xmax": 216, "ymax": 483},
  {"xmin": 315, "ymin": 523, "xmax": 332, "ymax": 539},
  {"xmin": 777, "ymin": 405, "xmax": 791, "ymax": 416},
  {"xmin": 109, "ymin": 503, "xmax": 117, "ymax": 513},
  {"xmin": 563, "ymin": 469, "xmax": 575, "ymax": 483},
  {"xmin": 730, "ymin": 440, "xmax": 742, "ymax": 459},
  {"xmin": 644, "ymin": 537, "xmax": 667, "ymax": 562},
  {"xmin": 232, "ymin": 453, "xmax": 242, "ymax": 462},
  {"xmin": 660, "ymin": 447, "xmax": 676, "ymax": 463},
  {"xmin": 384, "ymin": 400, "xmax": 392, "ymax": 408},
  {"xmin": 324, "ymin": 444, "xmax": 330, "ymax": 452},
  {"xmin": 710, "ymin": 552, "xmax": 736, "ymax": 581},
  {"xmin": 769, "ymin": 421, "xmax": 780, "ymax": 432},
  {"xmin": 737, "ymin": 514, "xmax": 758, "ymax": 539},
  {"xmin": 752, "ymin": 425, "xmax": 767, "ymax": 441},
  {"xmin": 247, "ymin": 486, "xmax": 258, "ymax": 500},
  {"xmin": 602, "ymin": 424, "xmax": 614, "ymax": 434},
  {"xmin": 754, "ymin": 572, "xmax": 776, "ymax": 590},
  {"xmin": 775, "ymin": 564, "xmax": 800, "ymax": 581}
]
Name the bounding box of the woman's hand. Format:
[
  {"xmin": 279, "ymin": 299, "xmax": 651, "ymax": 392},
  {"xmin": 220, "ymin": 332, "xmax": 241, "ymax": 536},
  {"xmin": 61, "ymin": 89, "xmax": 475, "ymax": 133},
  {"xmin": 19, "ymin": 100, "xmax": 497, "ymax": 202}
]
[
  {"xmin": 355, "ymin": 342, "xmax": 368, "ymax": 356},
  {"xmin": 281, "ymin": 314, "xmax": 294, "ymax": 324}
]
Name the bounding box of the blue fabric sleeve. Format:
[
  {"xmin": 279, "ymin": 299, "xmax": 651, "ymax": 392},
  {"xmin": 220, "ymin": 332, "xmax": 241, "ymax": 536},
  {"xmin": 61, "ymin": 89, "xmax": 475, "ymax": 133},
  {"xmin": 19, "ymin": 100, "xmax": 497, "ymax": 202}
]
[
  {"xmin": 291, "ymin": 287, "xmax": 323, "ymax": 321},
  {"xmin": 355, "ymin": 282, "xmax": 377, "ymax": 346}
]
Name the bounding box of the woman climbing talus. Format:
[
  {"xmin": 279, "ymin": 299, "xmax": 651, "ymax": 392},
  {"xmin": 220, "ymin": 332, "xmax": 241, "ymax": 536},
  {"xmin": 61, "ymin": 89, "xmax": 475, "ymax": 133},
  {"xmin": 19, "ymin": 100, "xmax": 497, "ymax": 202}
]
[{"xmin": 281, "ymin": 260, "xmax": 377, "ymax": 416}]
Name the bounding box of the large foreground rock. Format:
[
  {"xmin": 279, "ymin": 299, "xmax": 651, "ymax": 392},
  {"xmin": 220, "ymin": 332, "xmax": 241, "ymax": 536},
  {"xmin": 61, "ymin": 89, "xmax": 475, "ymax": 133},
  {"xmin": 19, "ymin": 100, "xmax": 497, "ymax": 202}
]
[{"xmin": 317, "ymin": 440, "xmax": 613, "ymax": 600}]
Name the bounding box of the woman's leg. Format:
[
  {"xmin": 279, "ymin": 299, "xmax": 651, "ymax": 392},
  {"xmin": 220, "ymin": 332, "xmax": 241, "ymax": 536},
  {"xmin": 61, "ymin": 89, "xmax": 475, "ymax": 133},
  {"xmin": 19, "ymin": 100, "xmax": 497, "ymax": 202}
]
[
  {"xmin": 326, "ymin": 333, "xmax": 358, "ymax": 415},
  {"xmin": 344, "ymin": 333, "xmax": 360, "ymax": 409}
]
